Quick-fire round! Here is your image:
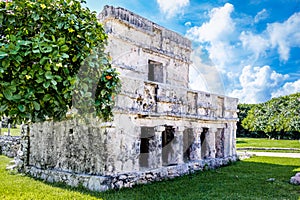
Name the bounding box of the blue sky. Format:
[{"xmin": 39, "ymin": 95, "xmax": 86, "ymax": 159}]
[{"xmin": 85, "ymin": 0, "xmax": 300, "ymax": 103}]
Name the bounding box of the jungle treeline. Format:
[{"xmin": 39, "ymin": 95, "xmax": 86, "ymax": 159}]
[{"xmin": 237, "ymin": 93, "xmax": 300, "ymax": 139}]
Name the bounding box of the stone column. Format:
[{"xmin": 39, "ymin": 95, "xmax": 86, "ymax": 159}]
[
  {"xmin": 148, "ymin": 125, "xmax": 164, "ymax": 168},
  {"xmin": 175, "ymin": 126, "xmax": 184, "ymax": 164},
  {"xmin": 223, "ymin": 124, "xmax": 230, "ymax": 157},
  {"xmin": 190, "ymin": 127, "xmax": 202, "ymax": 161},
  {"xmin": 208, "ymin": 127, "xmax": 217, "ymax": 159},
  {"xmin": 232, "ymin": 122, "xmax": 237, "ymax": 156}
]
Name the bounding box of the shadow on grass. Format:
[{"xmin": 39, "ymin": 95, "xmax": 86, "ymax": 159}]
[
  {"xmin": 25, "ymin": 157, "xmax": 300, "ymax": 200},
  {"xmin": 236, "ymin": 140, "xmax": 248, "ymax": 144}
]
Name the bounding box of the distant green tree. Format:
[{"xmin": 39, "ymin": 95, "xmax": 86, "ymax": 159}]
[
  {"xmin": 236, "ymin": 103, "xmax": 255, "ymax": 137},
  {"xmin": 239, "ymin": 93, "xmax": 300, "ymax": 139},
  {"xmin": 0, "ymin": 0, "xmax": 120, "ymax": 123}
]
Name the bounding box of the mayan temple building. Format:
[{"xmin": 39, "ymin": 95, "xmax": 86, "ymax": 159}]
[{"xmin": 19, "ymin": 6, "xmax": 239, "ymax": 191}]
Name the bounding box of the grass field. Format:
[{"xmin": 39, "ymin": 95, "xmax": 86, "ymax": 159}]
[
  {"xmin": 0, "ymin": 127, "xmax": 21, "ymax": 136},
  {"xmin": 0, "ymin": 155, "xmax": 299, "ymax": 200},
  {"xmin": 237, "ymin": 138, "xmax": 300, "ymax": 149}
]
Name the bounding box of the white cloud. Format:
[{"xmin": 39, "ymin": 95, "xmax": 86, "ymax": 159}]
[
  {"xmin": 184, "ymin": 21, "xmax": 191, "ymax": 26},
  {"xmin": 239, "ymin": 31, "xmax": 270, "ymax": 59},
  {"xmin": 186, "ymin": 3, "xmax": 234, "ymax": 42},
  {"xmin": 186, "ymin": 3, "xmax": 235, "ymax": 69},
  {"xmin": 156, "ymin": 0, "xmax": 189, "ymax": 18},
  {"xmin": 229, "ymin": 65, "xmax": 289, "ymax": 103},
  {"xmin": 271, "ymin": 79, "xmax": 300, "ymax": 98},
  {"xmin": 254, "ymin": 8, "xmax": 268, "ymax": 23},
  {"xmin": 267, "ymin": 12, "xmax": 300, "ymax": 61}
]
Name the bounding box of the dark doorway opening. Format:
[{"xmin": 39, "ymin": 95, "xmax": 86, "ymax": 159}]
[
  {"xmin": 183, "ymin": 128, "xmax": 193, "ymax": 162},
  {"xmin": 139, "ymin": 127, "xmax": 155, "ymax": 168},
  {"xmin": 162, "ymin": 126, "xmax": 175, "ymax": 166}
]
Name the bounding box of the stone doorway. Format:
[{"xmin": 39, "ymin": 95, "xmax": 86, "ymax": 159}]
[
  {"xmin": 139, "ymin": 127, "xmax": 155, "ymax": 168},
  {"xmin": 183, "ymin": 128, "xmax": 193, "ymax": 162}
]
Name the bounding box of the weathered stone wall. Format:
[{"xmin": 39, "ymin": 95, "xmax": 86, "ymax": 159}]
[
  {"xmin": 27, "ymin": 119, "xmax": 124, "ymax": 176},
  {"xmin": 26, "ymin": 156, "xmax": 237, "ymax": 192},
  {"xmin": 115, "ymin": 76, "xmax": 238, "ymax": 120},
  {"xmin": 98, "ymin": 6, "xmax": 191, "ymax": 88},
  {"xmin": 0, "ymin": 136, "xmax": 21, "ymax": 158}
]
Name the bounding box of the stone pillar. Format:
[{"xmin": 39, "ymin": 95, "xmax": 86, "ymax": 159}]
[
  {"xmin": 148, "ymin": 125, "xmax": 164, "ymax": 168},
  {"xmin": 232, "ymin": 122, "xmax": 237, "ymax": 156},
  {"xmin": 17, "ymin": 124, "xmax": 30, "ymax": 172},
  {"xmin": 208, "ymin": 128, "xmax": 217, "ymax": 159},
  {"xmin": 175, "ymin": 126, "xmax": 184, "ymax": 164},
  {"xmin": 190, "ymin": 127, "xmax": 202, "ymax": 161},
  {"xmin": 223, "ymin": 124, "xmax": 230, "ymax": 157}
]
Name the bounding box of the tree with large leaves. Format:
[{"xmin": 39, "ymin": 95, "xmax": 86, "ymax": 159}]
[
  {"xmin": 0, "ymin": 0, "xmax": 120, "ymax": 123},
  {"xmin": 239, "ymin": 93, "xmax": 300, "ymax": 139}
]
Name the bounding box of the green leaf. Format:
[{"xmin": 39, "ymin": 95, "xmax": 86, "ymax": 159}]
[
  {"xmin": 57, "ymin": 37, "xmax": 65, "ymax": 45},
  {"xmin": 12, "ymin": 94, "xmax": 22, "ymax": 101},
  {"xmin": 0, "ymin": 104, "xmax": 8, "ymax": 112},
  {"xmin": 43, "ymin": 81, "xmax": 50, "ymax": 88},
  {"xmin": 0, "ymin": 51, "xmax": 8, "ymax": 58},
  {"xmin": 45, "ymin": 71, "xmax": 53, "ymax": 79},
  {"xmin": 3, "ymin": 89, "xmax": 13, "ymax": 100},
  {"xmin": 51, "ymin": 79, "xmax": 57, "ymax": 85},
  {"xmin": 40, "ymin": 56, "xmax": 49, "ymax": 65},
  {"xmin": 18, "ymin": 104, "xmax": 26, "ymax": 112},
  {"xmin": 32, "ymin": 13, "xmax": 40, "ymax": 21},
  {"xmin": 40, "ymin": 44, "xmax": 53, "ymax": 53},
  {"xmin": 33, "ymin": 101, "xmax": 40, "ymax": 111},
  {"xmin": 32, "ymin": 49, "xmax": 40, "ymax": 54},
  {"xmin": 17, "ymin": 40, "xmax": 32, "ymax": 46},
  {"xmin": 36, "ymin": 78, "xmax": 44, "ymax": 83},
  {"xmin": 60, "ymin": 45, "xmax": 69, "ymax": 52},
  {"xmin": 1, "ymin": 60, "xmax": 10, "ymax": 68},
  {"xmin": 43, "ymin": 94, "xmax": 51, "ymax": 101},
  {"xmin": 61, "ymin": 53, "xmax": 69, "ymax": 58}
]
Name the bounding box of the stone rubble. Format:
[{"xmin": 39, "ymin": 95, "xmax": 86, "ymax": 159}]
[
  {"xmin": 290, "ymin": 173, "xmax": 300, "ymax": 185},
  {"xmin": 0, "ymin": 136, "xmax": 21, "ymax": 158}
]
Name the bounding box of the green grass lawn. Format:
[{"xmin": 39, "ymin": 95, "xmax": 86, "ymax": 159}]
[
  {"xmin": 0, "ymin": 126, "xmax": 21, "ymax": 136},
  {"xmin": 0, "ymin": 155, "xmax": 299, "ymax": 200},
  {"xmin": 237, "ymin": 138, "xmax": 300, "ymax": 149}
]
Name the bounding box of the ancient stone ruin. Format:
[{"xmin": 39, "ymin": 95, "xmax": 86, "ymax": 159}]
[{"xmin": 18, "ymin": 6, "xmax": 238, "ymax": 191}]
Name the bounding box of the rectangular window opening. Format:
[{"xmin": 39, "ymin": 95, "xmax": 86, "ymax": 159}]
[{"xmin": 148, "ymin": 60, "xmax": 163, "ymax": 83}]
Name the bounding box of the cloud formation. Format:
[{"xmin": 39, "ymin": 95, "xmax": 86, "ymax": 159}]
[
  {"xmin": 271, "ymin": 80, "xmax": 300, "ymax": 98},
  {"xmin": 254, "ymin": 8, "xmax": 268, "ymax": 23},
  {"xmin": 186, "ymin": 3, "xmax": 300, "ymax": 103},
  {"xmin": 156, "ymin": 0, "xmax": 189, "ymax": 18},
  {"xmin": 267, "ymin": 12, "xmax": 300, "ymax": 61},
  {"xmin": 229, "ymin": 65, "xmax": 289, "ymax": 103},
  {"xmin": 186, "ymin": 3, "xmax": 235, "ymax": 69}
]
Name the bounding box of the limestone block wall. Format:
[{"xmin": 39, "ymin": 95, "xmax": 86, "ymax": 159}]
[
  {"xmin": 0, "ymin": 136, "xmax": 21, "ymax": 158},
  {"xmin": 98, "ymin": 6, "xmax": 191, "ymax": 88},
  {"xmin": 27, "ymin": 119, "xmax": 141, "ymax": 176},
  {"xmin": 20, "ymin": 119, "xmax": 238, "ymax": 192},
  {"xmin": 115, "ymin": 76, "xmax": 238, "ymax": 121}
]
